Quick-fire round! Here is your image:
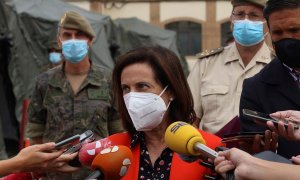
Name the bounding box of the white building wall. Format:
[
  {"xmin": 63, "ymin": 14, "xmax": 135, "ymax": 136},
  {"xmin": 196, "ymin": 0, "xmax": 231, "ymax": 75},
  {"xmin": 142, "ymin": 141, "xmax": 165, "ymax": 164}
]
[
  {"xmin": 160, "ymin": 2, "xmax": 206, "ymax": 22},
  {"xmin": 102, "ymin": 3, "xmax": 150, "ymax": 22},
  {"xmin": 67, "ymin": 1, "xmax": 230, "ymax": 24},
  {"xmin": 67, "ymin": 1, "xmax": 232, "ymax": 71},
  {"xmin": 216, "ymin": 1, "xmax": 232, "ymax": 22}
]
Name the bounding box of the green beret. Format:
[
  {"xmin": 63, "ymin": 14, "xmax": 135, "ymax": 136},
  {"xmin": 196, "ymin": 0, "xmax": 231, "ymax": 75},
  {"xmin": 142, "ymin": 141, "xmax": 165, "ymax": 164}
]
[
  {"xmin": 231, "ymin": 0, "xmax": 266, "ymax": 8},
  {"xmin": 59, "ymin": 11, "xmax": 95, "ymax": 38}
]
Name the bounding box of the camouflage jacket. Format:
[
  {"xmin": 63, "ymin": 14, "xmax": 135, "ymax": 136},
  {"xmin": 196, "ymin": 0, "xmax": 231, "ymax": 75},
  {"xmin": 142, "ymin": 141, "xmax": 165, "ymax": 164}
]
[{"xmin": 26, "ymin": 62, "xmax": 123, "ymax": 143}]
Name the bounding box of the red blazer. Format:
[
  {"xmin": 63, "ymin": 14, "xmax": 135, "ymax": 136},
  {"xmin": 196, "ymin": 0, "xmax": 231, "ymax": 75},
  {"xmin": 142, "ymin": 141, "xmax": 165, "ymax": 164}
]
[{"xmin": 108, "ymin": 130, "xmax": 223, "ymax": 180}]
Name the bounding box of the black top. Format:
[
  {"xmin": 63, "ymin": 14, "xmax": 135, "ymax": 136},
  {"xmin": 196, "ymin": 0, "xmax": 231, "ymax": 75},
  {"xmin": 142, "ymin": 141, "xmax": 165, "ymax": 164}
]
[
  {"xmin": 240, "ymin": 58, "xmax": 300, "ymax": 158},
  {"xmin": 131, "ymin": 132, "xmax": 173, "ymax": 180}
]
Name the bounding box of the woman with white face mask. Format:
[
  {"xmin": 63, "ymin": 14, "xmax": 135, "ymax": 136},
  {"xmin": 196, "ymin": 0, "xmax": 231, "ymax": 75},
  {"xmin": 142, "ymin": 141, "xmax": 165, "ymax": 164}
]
[{"xmin": 101, "ymin": 46, "xmax": 223, "ymax": 180}]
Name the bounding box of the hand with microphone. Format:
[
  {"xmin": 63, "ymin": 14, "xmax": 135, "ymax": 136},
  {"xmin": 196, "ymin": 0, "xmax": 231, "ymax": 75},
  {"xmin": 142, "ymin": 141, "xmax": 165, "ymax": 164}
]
[
  {"xmin": 214, "ymin": 147, "xmax": 300, "ymax": 180},
  {"xmin": 164, "ymin": 121, "xmax": 219, "ymax": 159},
  {"xmin": 85, "ymin": 145, "xmax": 132, "ymax": 180},
  {"xmin": 165, "ymin": 122, "xmax": 234, "ymax": 180},
  {"xmin": 0, "ymin": 143, "xmax": 79, "ymax": 179}
]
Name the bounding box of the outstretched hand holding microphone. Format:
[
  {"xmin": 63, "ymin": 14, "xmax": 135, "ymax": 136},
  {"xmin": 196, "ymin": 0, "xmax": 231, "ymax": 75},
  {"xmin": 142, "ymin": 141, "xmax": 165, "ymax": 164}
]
[
  {"xmin": 0, "ymin": 142, "xmax": 79, "ymax": 178},
  {"xmin": 164, "ymin": 121, "xmax": 234, "ymax": 180}
]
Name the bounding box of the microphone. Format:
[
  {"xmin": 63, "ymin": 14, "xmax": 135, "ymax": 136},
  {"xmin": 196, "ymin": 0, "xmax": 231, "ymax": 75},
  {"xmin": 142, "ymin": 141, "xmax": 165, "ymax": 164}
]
[
  {"xmin": 79, "ymin": 138, "xmax": 112, "ymax": 167},
  {"xmin": 164, "ymin": 121, "xmax": 218, "ymax": 159},
  {"xmin": 86, "ymin": 145, "xmax": 132, "ymax": 180}
]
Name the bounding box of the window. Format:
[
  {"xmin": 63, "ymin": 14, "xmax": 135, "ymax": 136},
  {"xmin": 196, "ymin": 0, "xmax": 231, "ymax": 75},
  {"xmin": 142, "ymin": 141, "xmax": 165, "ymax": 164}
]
[
  {"xmin": 166, "ymin": 21, "xmax": 201, "ymax": 56},
  {"xmin": 221, "ymin": 21, "xmax": 233, "ymax": 46}
]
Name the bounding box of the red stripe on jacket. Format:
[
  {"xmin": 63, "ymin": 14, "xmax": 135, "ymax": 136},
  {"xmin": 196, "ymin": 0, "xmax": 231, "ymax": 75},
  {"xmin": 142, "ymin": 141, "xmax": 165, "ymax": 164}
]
[{"xmin": 108, "ymin": 130, "xmax": 223, "ymax": 180}]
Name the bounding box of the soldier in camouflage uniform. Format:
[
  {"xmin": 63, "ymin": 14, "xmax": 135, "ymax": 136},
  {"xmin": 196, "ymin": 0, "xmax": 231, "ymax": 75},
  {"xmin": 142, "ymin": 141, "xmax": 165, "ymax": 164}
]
[
  {"xmin": 47, "ymin": 30, "xmax": 63, "ymax": 68},
  {"xmin": 26, "ymin": 11, "xmax": 123, "ymax": 179}
]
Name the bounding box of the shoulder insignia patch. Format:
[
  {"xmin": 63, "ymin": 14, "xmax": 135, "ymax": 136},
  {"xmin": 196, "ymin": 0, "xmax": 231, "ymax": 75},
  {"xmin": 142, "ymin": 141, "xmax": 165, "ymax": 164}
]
[{"xmin": 196, "ymin": 47, "xmax": 224, "ymax": 59}]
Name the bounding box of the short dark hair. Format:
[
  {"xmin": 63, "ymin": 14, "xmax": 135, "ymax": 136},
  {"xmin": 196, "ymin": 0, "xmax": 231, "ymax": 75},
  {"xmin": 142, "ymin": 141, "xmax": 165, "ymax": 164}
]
[
  {"xmin": 112, "ymin": 46, "xmax": 196, "ymax": 135},
  {"xmin": 264, "ymin": 0, "xmax": 300, "ymax": 22}
]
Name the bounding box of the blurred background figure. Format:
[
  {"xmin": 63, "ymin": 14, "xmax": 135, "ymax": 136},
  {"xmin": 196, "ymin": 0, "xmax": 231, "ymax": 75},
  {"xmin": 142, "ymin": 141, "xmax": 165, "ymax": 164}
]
[{"xmin": 47, "ymin": 30, "xmax": 63, "ymax": 68}]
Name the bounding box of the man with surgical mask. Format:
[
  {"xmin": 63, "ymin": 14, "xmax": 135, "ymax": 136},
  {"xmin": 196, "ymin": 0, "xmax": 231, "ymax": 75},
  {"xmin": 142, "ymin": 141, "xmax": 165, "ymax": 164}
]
[
  {"xmin": 48, "ymin": 40, "xmax": 62, "ymax": 68},
  {"xmin": 188, "ymin": 0, "xmax": 272, "ymax": 134},
  {"xmin": 26, "ymin": 11, "xmax": 123, "ymax": 179},
  {"xmin": 240, "ymin": 0, "xmax": 300, "ymax": 159}
]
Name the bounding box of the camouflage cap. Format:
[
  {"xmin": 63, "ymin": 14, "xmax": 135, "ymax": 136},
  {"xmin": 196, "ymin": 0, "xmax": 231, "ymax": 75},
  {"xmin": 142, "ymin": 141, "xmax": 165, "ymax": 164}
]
[
  {"xmin": 231, "ymin": 0, "xmax": 266, "ymax": 8},
  {"xmin": 59, "ymin": 11, "xmax": 95, "ymax": 38}
]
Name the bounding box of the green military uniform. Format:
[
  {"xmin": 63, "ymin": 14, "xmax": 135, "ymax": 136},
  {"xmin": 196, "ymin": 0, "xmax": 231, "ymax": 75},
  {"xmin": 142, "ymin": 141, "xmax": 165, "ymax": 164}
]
[
  {"xmin": 27, "ymin": 63, "xmax": 123, "ymax": 179},
  {"xmin": 26, "ymin": 11, "xmax": 123, "ymax": 180},
  {"xmin": 27, "ymin": 63, "xmax": 122, "ymax": 142}
]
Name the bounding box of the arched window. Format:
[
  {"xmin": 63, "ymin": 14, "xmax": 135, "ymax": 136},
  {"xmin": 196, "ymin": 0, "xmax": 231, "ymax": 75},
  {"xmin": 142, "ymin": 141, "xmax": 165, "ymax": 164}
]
[
  {"xmin": 221, "ymin": 21, "xmax": 233, "ymax": 46},
  {"xmin": 166, "ymin": 21, "xmax": 202, "ymax": 56}
]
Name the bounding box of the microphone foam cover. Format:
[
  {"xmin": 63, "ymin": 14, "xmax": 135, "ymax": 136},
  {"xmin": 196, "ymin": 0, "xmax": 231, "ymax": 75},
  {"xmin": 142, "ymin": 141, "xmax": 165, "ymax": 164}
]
[
  {"xmin": 79, "ymin": 138, "xmax": 111, "ymax": 166},
  {"xmin": 91, "ymin": 145, "xmax": 133, "ymax": 180},
  {"xmin": 164, "ymin": 121, "xmax": 206, "ymax": 156}
]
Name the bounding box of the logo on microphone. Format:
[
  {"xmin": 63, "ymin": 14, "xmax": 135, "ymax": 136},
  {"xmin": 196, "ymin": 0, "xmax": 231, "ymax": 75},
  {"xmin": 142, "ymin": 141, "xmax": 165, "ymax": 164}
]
[
  {"xmin": 170, "ymin": 122, "xmax": 187, "ymax": 134},
  {"xmin": 87, "ymin": 141, "xmax": 102, "ymax": 155}
]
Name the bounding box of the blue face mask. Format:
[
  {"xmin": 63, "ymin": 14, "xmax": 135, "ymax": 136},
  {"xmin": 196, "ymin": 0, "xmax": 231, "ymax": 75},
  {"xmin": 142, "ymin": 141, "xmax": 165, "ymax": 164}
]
[
  {"xmin": 49, "ymin": 52, "xmax": 62, "ymax": 64},
  {"xmin": 233, "ymin": 19, "xmax": 264, "ymax": 47},
  {"xmin": 62, "ymin": 39, "xmax": 88, "ymax": 64}
]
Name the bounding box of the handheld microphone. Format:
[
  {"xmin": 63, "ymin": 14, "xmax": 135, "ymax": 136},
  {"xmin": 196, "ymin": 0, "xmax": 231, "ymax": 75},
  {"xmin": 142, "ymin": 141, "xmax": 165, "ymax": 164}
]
[
  {"xmin": 164, "ymin": 121, "xmax": 218, "ymax": 159},
  {"xmin": 85, "ymin": 145, "xmax": 132, "ymax": 180},
  {"xmin": 79, "ymin": 138, "xmax": 112, "ymax": 167}
]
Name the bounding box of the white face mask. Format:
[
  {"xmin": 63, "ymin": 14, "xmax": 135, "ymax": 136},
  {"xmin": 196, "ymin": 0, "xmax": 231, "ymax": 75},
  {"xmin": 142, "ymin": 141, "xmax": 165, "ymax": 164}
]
[{"xmin": 124, "ymin": 86, "xmax": 170, "ymax": 131}]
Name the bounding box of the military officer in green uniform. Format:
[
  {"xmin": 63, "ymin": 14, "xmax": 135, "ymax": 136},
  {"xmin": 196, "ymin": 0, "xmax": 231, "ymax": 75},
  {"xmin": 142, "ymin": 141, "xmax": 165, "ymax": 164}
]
[
  {"xmin": 26, "ymin": 11, "xmax": 123, "ymax": 179},
  {"xmin": 188, "ymin": 0, "xmax": 272, "ymax": 134}
]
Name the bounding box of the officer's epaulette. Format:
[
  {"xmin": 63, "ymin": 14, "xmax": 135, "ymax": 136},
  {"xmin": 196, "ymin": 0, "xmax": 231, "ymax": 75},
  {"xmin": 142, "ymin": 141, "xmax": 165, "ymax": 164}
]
[{"xmin": 196, "ymin": 47, "xmax": 224, "ymax": 59}]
